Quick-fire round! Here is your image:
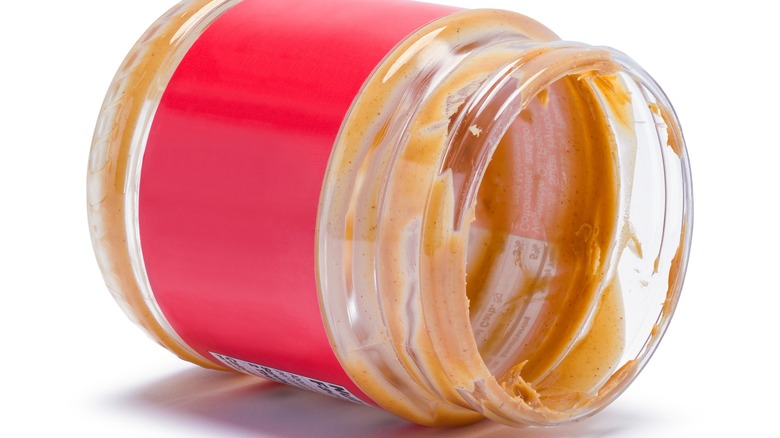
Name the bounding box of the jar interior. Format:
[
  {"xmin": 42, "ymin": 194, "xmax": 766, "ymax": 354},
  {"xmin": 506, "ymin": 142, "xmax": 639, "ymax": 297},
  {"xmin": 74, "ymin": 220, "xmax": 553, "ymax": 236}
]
[{"xmin": 464, "ymin": 70, "xmax": 682, "ymax": 412}]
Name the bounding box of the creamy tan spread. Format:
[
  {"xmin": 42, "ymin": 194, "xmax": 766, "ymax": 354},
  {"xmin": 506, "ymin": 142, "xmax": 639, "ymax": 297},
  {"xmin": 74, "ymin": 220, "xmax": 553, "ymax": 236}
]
[
  {"xmin": 319, "ymin": 9, "xmax": 684, "ymax": 426},
  {"xmin": 88, "ymin": 0, "xmax": 228, "ymax": 370}
]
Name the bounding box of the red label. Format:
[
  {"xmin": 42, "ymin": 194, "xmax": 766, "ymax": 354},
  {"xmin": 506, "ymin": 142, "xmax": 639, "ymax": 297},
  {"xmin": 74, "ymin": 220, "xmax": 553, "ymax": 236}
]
[{"xmin": 138, "ymin": 0, "xmax": 458, "ymax": 404}]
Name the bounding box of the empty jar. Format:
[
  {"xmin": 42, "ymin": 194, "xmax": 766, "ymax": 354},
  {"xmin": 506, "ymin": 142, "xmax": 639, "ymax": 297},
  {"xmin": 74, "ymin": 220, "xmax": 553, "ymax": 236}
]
[{"xmin": 88, "ymin": 0, "xmax": 692, "ymax": 426}]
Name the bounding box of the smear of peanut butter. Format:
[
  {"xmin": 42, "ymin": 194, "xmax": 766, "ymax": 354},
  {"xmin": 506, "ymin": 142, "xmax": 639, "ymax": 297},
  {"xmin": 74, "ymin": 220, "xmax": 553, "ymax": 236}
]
[
  {"xmin": 649, "ymin": 102, "xmax": 684, "ymax": 158},
  {"xmin": 471, "ymin": 75, "xmax": 625, "ymax": 410},
  {"xmin": 313, "ymin": 2, "xmax": 693, "ymax": 424},
  {"xmin": 88, "ymin": 0, "xmax": 229, "ymax": 370}
]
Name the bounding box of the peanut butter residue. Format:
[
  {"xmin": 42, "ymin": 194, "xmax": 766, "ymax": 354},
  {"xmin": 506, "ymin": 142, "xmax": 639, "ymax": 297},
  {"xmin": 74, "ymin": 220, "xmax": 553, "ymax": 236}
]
[
  {"xmin": 471, "ymin": 75, "xmax": 625, "ymax": 410},
  {"xmin": 319, "ymin": 8, "xmax": 687, "ymax": 427},
  {"xmin": 649, "ymin": 102, "xmax": 684, "ymax": 157},
  {"xmin": 88, "ymin": 0, "xmax": 230, "ymax": 370}
]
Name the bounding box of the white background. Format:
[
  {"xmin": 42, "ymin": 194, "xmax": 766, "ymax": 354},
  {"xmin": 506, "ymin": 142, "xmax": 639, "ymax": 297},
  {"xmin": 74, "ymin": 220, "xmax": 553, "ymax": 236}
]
[{"xmin": 1, "ymin": 0, "xmax": 777, "ymax": 436}]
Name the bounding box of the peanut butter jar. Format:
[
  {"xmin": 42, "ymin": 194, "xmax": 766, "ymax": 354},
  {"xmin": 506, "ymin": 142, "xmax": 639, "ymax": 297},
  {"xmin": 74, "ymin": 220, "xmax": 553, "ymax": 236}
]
[{"xmin": 88, "ymin": 0, "xmax": 692, "ymax": 427}]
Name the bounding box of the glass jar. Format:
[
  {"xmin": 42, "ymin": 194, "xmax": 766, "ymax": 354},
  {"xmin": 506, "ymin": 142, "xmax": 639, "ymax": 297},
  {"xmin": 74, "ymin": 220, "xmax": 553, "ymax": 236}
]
[{"xmin": 88, "ymin": 0, "xmax": 692, "ymax": 427}]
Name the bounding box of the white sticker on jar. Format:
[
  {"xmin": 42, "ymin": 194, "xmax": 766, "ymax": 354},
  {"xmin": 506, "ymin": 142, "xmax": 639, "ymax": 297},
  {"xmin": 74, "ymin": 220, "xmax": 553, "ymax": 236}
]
[{"xmin": 210, "ymin": 352, "xmax": 370, "ymax": 406}]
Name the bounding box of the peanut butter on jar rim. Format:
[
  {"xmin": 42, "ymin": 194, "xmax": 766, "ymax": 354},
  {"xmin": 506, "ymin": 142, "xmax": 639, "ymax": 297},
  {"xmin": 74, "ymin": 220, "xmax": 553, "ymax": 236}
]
[{"xmin": 88, "ymin": 0, "xmax": 692, "ymax": 427}]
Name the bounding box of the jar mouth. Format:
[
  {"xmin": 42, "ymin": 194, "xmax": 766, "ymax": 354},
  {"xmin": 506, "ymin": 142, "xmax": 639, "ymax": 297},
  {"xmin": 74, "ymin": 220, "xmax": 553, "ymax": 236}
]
[
  {"xmin": 435, "ymin": 44, "xmax": 691, "ymax": 423},
  {"xmin": 317, "ymin": 9, "xmax": 691, "ymax": 427}
]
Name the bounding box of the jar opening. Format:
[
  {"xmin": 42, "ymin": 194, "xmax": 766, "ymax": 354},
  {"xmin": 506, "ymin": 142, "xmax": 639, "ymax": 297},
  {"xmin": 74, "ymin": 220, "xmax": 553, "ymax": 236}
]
[
  {"xmin": 465, "ymin": 73, "xmax": 625, "ymax": 412},
  {"xmin": 446, "ymin": 52, "xmax": 691, "ymax": 422},
  {"xmin": 317, "ymin": 9, "xmax": 691, "ymax": 426}
]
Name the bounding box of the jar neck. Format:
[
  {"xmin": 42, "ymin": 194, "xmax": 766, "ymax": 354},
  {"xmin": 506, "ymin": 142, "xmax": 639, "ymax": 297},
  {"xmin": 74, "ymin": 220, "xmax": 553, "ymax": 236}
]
[{"xmin": 317, "ymin": 9, "xmax": 691, "ymax": 426}]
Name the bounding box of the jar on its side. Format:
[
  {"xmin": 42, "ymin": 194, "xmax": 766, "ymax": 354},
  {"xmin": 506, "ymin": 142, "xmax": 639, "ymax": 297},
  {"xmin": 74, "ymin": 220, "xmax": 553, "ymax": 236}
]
[{"xmin": 88, "ymin": 0, "xmax": 692, "ymax": 427}]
